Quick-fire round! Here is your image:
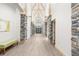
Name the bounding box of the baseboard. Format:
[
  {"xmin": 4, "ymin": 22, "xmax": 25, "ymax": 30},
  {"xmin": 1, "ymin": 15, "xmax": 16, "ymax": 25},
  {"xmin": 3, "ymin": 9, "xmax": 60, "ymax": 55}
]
[{"xmin": 55, "ymin": 45, "xmax": 65, "ymax": 56}]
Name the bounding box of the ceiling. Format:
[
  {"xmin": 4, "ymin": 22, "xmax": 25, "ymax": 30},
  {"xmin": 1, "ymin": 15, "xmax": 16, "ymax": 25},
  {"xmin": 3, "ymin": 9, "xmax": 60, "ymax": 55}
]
[
  {"xmin": 32, "ymin": 3, "xmax": 46, "ymax": 18},
  {"xmin": 31, "ymin": 3, "xmax": 47, "ymax": 27}
]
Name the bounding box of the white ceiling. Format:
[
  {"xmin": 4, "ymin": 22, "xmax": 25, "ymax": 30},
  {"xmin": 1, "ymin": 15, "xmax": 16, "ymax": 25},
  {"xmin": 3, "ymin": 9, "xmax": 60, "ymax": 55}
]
[{"xmin": 31, "ymin": 4, "xmax": 47, "ymax": 27}]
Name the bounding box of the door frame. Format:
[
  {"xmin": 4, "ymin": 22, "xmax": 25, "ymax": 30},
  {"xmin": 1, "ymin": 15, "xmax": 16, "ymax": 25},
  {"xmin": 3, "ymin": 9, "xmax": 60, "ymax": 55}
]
[{"xmin": 51, "ymin": 19, "xmax": 56, "ymax": 45}]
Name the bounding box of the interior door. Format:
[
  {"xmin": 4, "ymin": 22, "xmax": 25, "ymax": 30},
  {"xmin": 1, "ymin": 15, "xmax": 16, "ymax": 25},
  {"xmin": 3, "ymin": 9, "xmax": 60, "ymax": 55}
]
[{"xmin": 36, "ymin": 27, "xmax": 42, "ymax": 33}]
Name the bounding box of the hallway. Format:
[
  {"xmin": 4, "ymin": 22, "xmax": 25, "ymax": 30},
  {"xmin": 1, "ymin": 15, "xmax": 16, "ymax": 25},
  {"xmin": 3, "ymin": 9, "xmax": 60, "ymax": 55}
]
[
  {"xmin": 3, "ymin": 34, "xmax": 62, "ymax": 56},
  {"xmin": 0, "ymin": 3, "xmax": 72, "ymax": 56}
]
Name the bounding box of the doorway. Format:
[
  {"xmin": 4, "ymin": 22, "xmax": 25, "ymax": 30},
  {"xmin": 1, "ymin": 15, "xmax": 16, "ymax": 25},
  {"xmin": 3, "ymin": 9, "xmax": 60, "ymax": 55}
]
[
  {"xmin": 36, "ymin": 27, "xmax": 42, "ymax": 33},
  {"xmin": 51, "ymin": 19, "xmax": 56, "ymax": 45}
]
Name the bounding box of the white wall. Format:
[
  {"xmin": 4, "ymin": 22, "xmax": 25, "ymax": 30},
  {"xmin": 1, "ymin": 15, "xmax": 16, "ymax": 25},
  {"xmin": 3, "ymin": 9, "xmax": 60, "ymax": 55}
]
[
  {"xmin": 26, "ymin": 4, "xmax": 32, "ymax": 39},
  {"xmin": 27, "ymin": 17, "xmax": 32, "ymax": 39},
  {"xmin": 0, "ymin": 4, "xmax": 20, "ymax": 42},
  {"xmin": 52, "ymin": 4, "xmax": 71, "ymax": 56}
]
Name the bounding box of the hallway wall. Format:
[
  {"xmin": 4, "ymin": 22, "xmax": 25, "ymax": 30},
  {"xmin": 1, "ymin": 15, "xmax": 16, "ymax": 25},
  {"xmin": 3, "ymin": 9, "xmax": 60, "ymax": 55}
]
[
  {"xmin": 27, "ymin": 17, "xmax": 32, "ymax": 39},
  {"xmin": 26, "ymin": 4, "xmax": 32, "ymax": 39},
  {"xmin": 0, "ymin": 4, "xmax": 20, "ymax": 42},
  {"xmin": 52, "ymin": 3, "xmax": 71, "ymax": 56}
]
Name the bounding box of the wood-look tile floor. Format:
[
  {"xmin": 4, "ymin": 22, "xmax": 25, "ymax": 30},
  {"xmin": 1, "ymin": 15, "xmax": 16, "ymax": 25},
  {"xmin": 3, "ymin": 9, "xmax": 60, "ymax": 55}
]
[{"xmin": 2, "ymin": 34, "xmax": 62, "ymax": 56}]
